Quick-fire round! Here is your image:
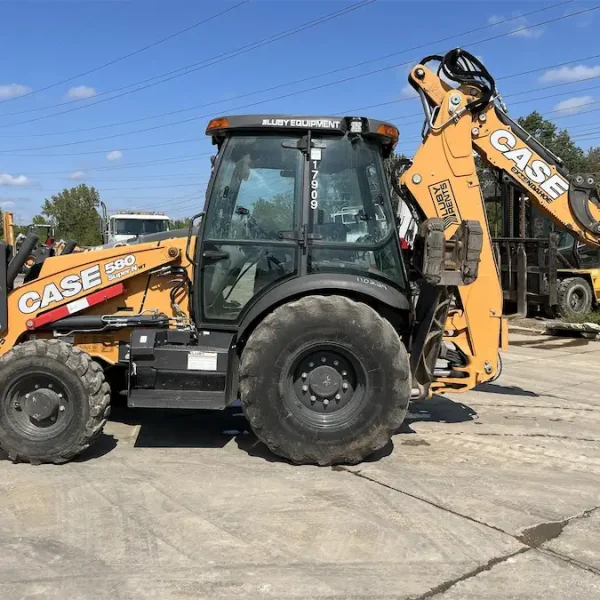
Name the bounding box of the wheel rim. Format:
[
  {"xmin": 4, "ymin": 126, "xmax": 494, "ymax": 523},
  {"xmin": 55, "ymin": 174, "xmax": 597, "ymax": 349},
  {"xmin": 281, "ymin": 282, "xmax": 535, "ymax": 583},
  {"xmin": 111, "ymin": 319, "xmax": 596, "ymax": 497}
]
[
  {"xmin": 285, "ymin": 343, "xmax": 368, "ymax": 428},
  {"xmin": 2, "ymin": 371, "xmax": 74, "ymax": 440},
  {"xmin": 569, "ymin": 288, "xmax": 587, "ymax": 312}
]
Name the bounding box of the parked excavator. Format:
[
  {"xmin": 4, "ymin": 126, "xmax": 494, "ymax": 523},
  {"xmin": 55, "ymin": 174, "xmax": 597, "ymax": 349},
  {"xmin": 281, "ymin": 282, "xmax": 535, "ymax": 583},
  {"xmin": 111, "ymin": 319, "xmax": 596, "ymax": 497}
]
[{"xmin": 0, "ymin": 49, "xmax": 597, "ymax": 466}]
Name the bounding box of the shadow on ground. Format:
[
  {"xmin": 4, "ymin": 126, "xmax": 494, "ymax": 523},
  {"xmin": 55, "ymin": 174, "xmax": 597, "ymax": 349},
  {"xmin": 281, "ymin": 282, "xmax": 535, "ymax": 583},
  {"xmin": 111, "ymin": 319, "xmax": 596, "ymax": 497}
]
[
  {"xmin": 101, "ymin": 394, "xmax": 480, "ymax": 465},
  {"xmin": 110, "ymin": 404, "xmax": 249, "ymax": 449},
  {"xmin": 476, "ymin": 382, "xmax": 538, "ymax": 397},
  {"xmin": 408, "ymin": 394, "xmax": 478, "ymax": 424},
  {"xmin": 0, "ymin": 395, "xmax": 480, "ymax": 465},
  {"xmin": 510, "ymin": 337, "xmax": 592, "ymax": 350},
  {"xmin": 0, "ymin": 433, "xmax": 118, "ymax": 464}
]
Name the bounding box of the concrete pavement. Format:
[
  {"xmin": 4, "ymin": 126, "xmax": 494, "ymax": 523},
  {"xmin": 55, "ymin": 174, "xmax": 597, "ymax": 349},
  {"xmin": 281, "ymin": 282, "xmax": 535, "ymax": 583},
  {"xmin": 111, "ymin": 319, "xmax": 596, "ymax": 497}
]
[{"xmin": 0, "ymin": 332, "xmax": 599, "ymax": 599}]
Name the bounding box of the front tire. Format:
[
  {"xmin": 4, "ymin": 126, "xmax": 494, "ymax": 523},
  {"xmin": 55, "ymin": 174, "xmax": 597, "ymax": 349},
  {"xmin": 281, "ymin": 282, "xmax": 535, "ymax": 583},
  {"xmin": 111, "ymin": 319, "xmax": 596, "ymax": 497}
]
[
  {"xmin": 0, "ymin": 340, "xmax": 111, "ymax": 464},
  {"xmin": 239, "ymin": 295, "xmax": 411, "ymax": 465}
]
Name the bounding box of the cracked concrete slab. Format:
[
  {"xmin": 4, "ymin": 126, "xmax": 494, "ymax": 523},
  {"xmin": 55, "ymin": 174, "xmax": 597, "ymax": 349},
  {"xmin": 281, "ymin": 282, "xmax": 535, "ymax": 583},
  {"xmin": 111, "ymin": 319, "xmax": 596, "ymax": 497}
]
[
  {"xmin": 432, "ymin": 551, "xmax": 600, "ymax": 599},
  {"xmin": 0, "ymin": 436, "xmax": 520, "ymax": 599},
  {"xmin": 1, "ymin": 332, "xmax": 600, "ymax": 598},
  {"xmin": 544, "ymin": 509, "xmax": 600, "ymax": 572}
]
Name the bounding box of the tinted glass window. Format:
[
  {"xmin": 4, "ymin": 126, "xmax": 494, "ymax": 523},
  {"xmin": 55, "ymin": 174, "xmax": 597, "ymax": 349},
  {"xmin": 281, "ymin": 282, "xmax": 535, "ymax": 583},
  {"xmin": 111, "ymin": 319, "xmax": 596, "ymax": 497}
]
[
  {"xmin": 311, "ymin": 137, "xmax": 392, "ymax": 244},
  {"xmin": 114, "ymin": 219, "xmax": 169, "ymax": 235},
  {"xmin": 205, "ymin": 135, "xmax": 300, "ymax": 241},
  {"xmin": 203, "ymin": 244, "xmax": 296, "ymax": 320}
]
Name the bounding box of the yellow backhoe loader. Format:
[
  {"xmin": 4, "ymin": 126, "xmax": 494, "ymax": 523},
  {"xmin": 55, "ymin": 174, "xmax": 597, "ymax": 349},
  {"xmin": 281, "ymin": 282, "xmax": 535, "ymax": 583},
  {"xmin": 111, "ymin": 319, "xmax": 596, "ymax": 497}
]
[{"xmin": 0, "ymin": 49, "xmax": 597, "ymax": 466}]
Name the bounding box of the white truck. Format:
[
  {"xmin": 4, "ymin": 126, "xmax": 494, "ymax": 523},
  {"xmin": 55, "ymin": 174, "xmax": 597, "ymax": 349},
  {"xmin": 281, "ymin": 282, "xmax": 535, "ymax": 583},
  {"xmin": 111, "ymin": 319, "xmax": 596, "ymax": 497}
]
[{"xmin": 101, "ymin": 206, "xmax": 171, "ymax": 244}]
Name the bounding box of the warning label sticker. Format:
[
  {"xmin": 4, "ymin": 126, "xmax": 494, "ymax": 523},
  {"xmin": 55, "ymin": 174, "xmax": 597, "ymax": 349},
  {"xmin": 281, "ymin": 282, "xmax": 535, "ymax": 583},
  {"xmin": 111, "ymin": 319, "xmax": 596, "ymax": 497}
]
[{"xmin": 187, "ymin": 351, "xmax": 218, "ymax": 371}]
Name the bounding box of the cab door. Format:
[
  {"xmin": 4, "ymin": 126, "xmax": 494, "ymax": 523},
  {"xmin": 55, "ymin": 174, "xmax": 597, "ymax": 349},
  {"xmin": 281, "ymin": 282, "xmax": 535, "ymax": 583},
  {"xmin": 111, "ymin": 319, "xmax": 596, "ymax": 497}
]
[
  {"xmin": 198, "ymin": 134, "xmax": 303, "ymax": 324},
  {"xmin": 306, "ymin": 135, "xmax": 407, "ymax": 288}
]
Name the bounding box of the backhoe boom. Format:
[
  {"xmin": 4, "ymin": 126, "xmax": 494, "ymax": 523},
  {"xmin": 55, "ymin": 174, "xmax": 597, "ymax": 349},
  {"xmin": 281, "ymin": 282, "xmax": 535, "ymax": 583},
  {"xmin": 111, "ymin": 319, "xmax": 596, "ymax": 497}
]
[{"xmin": 400, "ymin": 48, "xmax": 600, "ymax": 394}]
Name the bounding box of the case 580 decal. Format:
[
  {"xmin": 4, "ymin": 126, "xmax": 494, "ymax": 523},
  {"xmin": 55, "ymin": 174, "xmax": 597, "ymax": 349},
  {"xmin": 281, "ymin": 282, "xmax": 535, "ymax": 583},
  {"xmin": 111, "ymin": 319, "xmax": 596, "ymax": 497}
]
[{"xmin": 17, "ymin": 255, "xmax": 138, "ymax": 315}]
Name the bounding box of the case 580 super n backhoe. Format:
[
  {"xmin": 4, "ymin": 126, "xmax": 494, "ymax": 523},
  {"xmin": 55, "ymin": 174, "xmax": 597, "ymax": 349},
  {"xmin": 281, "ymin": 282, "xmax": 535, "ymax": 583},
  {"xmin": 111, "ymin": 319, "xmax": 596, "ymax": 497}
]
[{"xmin": 0, "ymin": 49, "xmax": 597, "ymax": 466}]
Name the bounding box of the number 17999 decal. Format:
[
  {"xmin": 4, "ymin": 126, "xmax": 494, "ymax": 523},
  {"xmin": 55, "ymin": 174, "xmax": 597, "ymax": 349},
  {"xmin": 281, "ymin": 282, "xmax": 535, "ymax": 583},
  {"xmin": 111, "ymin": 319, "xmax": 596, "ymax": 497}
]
[{"xmin": 104, "ymin": 255, "xmax": 138, "ymax": 281}]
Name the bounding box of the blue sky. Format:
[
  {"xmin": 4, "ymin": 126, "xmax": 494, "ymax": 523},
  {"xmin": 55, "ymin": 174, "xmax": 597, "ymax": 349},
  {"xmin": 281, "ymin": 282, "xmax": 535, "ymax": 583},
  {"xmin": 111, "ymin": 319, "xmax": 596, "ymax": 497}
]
[{"xmin": 0, "ymin": 0, "xmax": 598, "ymax": 223}]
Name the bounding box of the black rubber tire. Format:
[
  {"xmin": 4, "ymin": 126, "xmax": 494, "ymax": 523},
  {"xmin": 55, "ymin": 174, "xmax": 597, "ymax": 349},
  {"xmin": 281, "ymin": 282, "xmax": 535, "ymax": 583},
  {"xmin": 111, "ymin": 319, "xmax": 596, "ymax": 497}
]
[
  {"xmin": 0, "ymin": 340, "xmax": 111, "ymax": 465},
  {"xmin": 239, "ymin": 295, "xmax": 411, "ymax": 465},
  {"xmin": 557, "ymin": 277, "xmax": 593, "ymax": 318}
]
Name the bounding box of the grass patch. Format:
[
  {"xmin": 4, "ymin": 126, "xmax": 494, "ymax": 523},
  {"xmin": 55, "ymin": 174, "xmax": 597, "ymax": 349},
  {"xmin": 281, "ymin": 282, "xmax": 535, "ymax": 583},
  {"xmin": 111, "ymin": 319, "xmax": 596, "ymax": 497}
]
[{"xmin": 562, "ymin": 310, "xmax": 600, "ymax": 324}]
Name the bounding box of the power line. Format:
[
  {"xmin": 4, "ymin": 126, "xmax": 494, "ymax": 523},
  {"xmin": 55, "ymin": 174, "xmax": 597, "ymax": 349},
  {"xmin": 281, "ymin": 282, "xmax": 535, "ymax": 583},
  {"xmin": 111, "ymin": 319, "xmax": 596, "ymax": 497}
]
[
  {"xmin": 393, "ymin": 76, "xmax": 600, "ymax": 143},
  {"xmin": 1, "ymin": 2, "xmax": 595, "ymax": 155},
  {"xmin": 108, "ymin": 191, "xmax": 206, "ymax": 210},
  {"xmin": 2, "ymin": 137, "xmax": 208, "ymax": 157},
  {"xmin": 0, "ymin": 0, "xmax": 251, "ymax": 105},
  {"xmin": 338, "ymin": 73, "xmax": 600, "ymax": 117},
  {"xmin": 40, "ymin": 173, "xmax": 209, "ymax": 182},
  {"xmin": 0, "ymin": 0, "xmax": 375, "ymax": 124},
  {"xmin": 0, "ymin": 0, "xmax": 577, "ymax": 139},
  {"xmin": 8, "ymin": 60, "xmax": 600, "ymax": 158},
  {"xmin": 27, "ymin": 182, "xmax": 206, "ymax": 193},
  {"xmin": 395, "ymin": 106, "xmax": 600, "ymax": 149},
  {"xmin": 17, "ymin": 152, "xmax": 212, "ymax": 176},
  {"xmin": 103, "ymin": 195, "xmax": 203, "ymax": 203}
]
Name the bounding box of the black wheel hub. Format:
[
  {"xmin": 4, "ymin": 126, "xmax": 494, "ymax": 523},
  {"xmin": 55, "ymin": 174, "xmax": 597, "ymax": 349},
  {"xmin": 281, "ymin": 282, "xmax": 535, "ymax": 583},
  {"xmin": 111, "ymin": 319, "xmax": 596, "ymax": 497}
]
[
  {"xmin": 308, "ymin": 365, "xmax": 342, "ymax": 398},
  {"xmin": 4, "ymin": 374, "xmax": 71, "ymax": 439},
  {"xmin": 570, "ymin": 289, "xmax": 585, "ymax": 311},
  {"xmin": 287, "ymin": 346, "xmax": 366, "ymax": 422},
  {"xmin": 24, "ymin": 389, "xmax": 60, "ymax": 422}
]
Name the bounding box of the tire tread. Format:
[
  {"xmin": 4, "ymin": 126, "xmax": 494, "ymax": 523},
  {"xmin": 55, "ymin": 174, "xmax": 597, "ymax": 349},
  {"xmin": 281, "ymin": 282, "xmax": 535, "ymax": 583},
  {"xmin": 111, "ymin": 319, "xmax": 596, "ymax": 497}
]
[
  {"xmin": 239, "ymin": 295, "xmax": 410, "ymax": 465},
  {"xmin": 0, "ymin": 340, "xmax": 110, "ymax": 465}
]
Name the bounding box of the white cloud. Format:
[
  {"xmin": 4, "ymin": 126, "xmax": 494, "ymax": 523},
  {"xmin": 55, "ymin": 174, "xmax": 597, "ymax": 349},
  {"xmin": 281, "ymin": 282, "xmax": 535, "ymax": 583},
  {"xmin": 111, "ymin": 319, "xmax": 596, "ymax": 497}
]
[
  {"xmin": 67, "ymin": 85, "xmax": 96, "ymax": 100},
  {"xmin": 540, "ymin": 65, "xmax": 600, "ymax": 83},
  {"xmin": 400, "ymin": 83, "xmax": 418, "ymax": 99},
  {"xmin": 0, "ymin": 83, "xmax": 32, "ymax": 99},
  {"xmin": 512, "ymin": 24, "xmax": 543, "ymax": 39},
  {"xmin": 553, "ymin": 96, "xmax": 594, "ymax": 114},
  {"xmin": 106, "ymin": 150, "xmax": 122, "ymax": 161},
  {"xmin": 1, "ymin": 201, "xmax": 15, "ymax": 208},
  {"xmin": 69, "ymin": 170, "xmax": 85, "ymax": 180},
  {"xmin": 488, "ymin": 13, "xmax": 543, "ymax": 39},
  {"xmin": 0, "ymin": 173, "xmax": 31, "ymax": 186}
]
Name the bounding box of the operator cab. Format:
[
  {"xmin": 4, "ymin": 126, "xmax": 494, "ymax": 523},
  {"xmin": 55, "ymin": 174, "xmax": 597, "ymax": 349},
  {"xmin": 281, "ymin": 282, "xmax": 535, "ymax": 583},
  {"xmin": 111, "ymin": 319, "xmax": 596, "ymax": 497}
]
[{"xmin": 198, "ymin": 114, "xmax": 407, "ymax": 324}]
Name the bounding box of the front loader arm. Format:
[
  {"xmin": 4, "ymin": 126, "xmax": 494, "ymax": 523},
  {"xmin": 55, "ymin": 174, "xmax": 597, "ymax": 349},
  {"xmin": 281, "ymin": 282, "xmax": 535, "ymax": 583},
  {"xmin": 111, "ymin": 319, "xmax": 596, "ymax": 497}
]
[{"xmin": 0, "ymin": 238, "xmax": 193, "ymax": 363}]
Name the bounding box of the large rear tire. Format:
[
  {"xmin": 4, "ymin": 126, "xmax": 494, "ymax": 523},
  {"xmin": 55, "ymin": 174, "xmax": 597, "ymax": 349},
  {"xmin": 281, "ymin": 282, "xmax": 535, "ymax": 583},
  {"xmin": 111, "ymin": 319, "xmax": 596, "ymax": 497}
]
[
  {"xmin": 239, "ymin": 295, "xmax": 411, "ymax": 465},
  {"xmin": 0, "ymin": 340, "xmax": 110, "ymax": 464}
]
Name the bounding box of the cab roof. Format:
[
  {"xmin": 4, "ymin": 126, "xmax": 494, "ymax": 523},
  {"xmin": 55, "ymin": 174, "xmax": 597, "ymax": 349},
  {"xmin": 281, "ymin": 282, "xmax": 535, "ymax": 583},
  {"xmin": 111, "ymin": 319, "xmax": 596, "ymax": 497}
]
[{"xmin": 205, "ymin": 114, "xmax": 399, "ymax": 154}]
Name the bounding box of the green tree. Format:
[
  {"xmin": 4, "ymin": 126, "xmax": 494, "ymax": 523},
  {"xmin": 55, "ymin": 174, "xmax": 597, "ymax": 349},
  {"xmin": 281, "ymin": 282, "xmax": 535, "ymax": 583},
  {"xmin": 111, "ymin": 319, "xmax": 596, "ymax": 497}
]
[
  {"xmin": 517, "ymin": 111, "xmax": 588, "ymax": 173},
  {"xmin": 251, "ymin": 192, "xmax": 294, "ymax": 234},
  {"xmin": 170, "ymin": 217, "xmax": 193, "ymax": 230},
  {"xmin": 31, "ymin": 214, "xmax": 48, "ymax": 225},
  {"xmin": 41, "ymin": 184, "xmax": 102, "ymax": 246},
  {"xmin": 587, "ymin": 147, "xmax": 600, "ymax": 174}
]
